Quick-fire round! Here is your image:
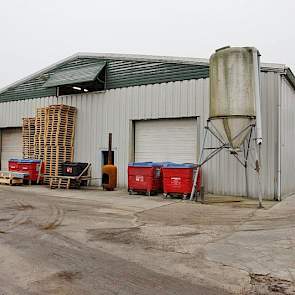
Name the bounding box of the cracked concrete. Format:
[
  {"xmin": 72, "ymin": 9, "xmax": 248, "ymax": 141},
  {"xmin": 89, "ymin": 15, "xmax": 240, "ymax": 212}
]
[{"xmin": 0, "ymin": 186, "xmax": 294, "ymax": 294}]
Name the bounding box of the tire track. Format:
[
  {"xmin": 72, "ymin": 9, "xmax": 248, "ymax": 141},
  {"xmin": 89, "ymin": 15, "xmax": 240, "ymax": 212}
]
[
  {"xmin": 0, "ymin": 200, "xmax": 34, "ymax": 233},
  {"xmin": 38, "ymin": 204, "xmax": 64, "ymax": 230}
]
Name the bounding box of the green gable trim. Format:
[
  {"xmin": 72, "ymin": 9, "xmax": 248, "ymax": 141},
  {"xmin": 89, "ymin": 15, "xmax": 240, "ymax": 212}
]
[{"xmin": 43, "ymin": 62, "xmax": 106, "ymax": 88}]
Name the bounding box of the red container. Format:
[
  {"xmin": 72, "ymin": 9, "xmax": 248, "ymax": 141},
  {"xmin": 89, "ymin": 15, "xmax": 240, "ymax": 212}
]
[
  {"xmin": 8, "ymin": 159, "xmax": 44, "ymax": 182},
  {"xmin": 162, "ymin": 164, "xmax": 202, "ymax": 198},
  {"xmin": 8, "ymin": 159, "xmax": 19, "ymax": 172},
  {"xmin": 128, "ymin": 162, "xmax": 162, "ymax": 196}
]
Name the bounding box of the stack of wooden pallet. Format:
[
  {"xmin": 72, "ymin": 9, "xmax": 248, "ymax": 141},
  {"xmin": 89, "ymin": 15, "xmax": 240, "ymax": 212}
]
[
  {"xmin": 34, "ymin": 108, "xmax": 47, "ymax": 161},
  {"xmin": 22, "ymin": 118, "xmax": 35, "ymax": 159},
  {"xmin": 0, "ymin": 171, "xmax": 26, "ymax": 186},
  {"xmin": 44, "ymin": 105, "xmax": 77, "ymax": 185}
]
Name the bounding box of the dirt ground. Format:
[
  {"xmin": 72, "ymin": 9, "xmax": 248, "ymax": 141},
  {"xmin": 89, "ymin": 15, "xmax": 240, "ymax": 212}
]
[{"xmin": 0, "ymin": 186, "xmax": 294, "ymax": 295}]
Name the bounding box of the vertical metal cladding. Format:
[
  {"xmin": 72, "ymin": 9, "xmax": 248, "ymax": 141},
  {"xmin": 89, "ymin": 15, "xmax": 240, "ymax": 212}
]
[
  {"xmin": 0, "ymin": 74, "xmax": 279, "ymax": 199},
  {"xmin": 280, "ymin": 76, "xmax": 295, "ymax": 196}
]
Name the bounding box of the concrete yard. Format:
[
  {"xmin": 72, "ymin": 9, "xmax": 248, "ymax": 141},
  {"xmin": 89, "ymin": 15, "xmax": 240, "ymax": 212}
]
[{"xmin": 0, "ymin": 186, "xmax": 294, "ymax": 295}]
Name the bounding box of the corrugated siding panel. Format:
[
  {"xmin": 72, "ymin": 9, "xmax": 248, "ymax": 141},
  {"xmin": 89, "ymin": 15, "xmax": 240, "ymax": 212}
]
[
  {"xmin": 280, "ymin": 77, "xmax": 295, "ymax": 196},
  {"xmin": 0, "ymin": 58, "xmax": 209, "ymax": 102},
  {"xmin": 0, "ymin": 74, "xmax": 278, "ymax": 199}
]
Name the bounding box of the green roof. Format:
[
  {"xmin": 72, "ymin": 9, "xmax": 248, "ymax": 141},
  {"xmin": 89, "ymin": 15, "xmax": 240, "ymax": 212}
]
[
  {"xmin": 0, "ymin": 52, "xmax": 293, "ymax": 103},
  {"xmin": 43, "ymin": 62, "xmax": 106, "ymax": 87}
]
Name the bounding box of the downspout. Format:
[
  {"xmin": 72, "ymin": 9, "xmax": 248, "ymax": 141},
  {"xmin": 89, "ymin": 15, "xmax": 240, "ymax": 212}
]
[
  {"xmin": 277, "ymin": 74, "xmax": 282, "ymax": 201},
  {"xmin": 254, "ymin": 51, "xmax": 262, "ymax": 145}
]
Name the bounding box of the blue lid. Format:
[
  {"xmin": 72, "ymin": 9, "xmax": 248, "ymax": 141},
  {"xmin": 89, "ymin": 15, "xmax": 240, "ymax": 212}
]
[
  {"xmin": 9, "ymin": 158, "xmax": 41, "ymax": 163},
  {"xmin": 128, "ymin": 162, "xmax": 161, "ymax": 167},
  {"xmin": 162, "ymin": 163, "xmax": 194, "ymax": 168},
  {"xmin": 152, "ymin": 162, "xmax": 173, "ymax": 166},
  {"xmin": 19, "ymin": 159, "xmax": 41, "ymax": 163}
]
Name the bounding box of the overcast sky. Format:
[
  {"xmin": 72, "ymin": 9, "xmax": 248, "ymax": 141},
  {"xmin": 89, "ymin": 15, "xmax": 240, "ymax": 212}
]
[{"xmin": 0, "ymin": 0, "xmax": 294, "ymax": 89}]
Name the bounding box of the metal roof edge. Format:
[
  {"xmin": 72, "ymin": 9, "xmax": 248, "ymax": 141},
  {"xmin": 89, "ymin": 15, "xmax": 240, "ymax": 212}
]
[
  {"xmin": 0, "ymin": 53, "xmax": 81, "ymax": 95},
  {"xmin": 284, "ymin": 67, "xmax": 295, "ymax": 90},
  {"xmin": 0, "ymin": 52, "xmax": 292, "ymax": 95},
  {"xmin": 260, "ymin": 62, "xmax": 286, "ymax": 73},
  {"xmin": 76, "ymin": 52, "xmax": 209, "ymax": 66}
]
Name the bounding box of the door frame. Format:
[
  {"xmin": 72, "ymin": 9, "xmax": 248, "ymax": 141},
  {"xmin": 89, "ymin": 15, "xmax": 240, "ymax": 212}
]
[
  {"xmin": 130, "ymin": 116, "xmax": 200, "ymax": 164},
  {"xmin": 0, "ymin": 127, "xmax": 23, "ymax": 170}
]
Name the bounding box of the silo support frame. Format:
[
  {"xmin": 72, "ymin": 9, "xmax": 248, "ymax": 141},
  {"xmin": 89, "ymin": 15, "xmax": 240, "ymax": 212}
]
[{"xmin": 190, "ymin": 120, "xmax": 263, "ymax": 208}]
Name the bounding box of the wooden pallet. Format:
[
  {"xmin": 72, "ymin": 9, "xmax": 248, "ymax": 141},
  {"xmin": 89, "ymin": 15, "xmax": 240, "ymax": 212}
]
[
  {"xmin": 44, "ymin": 145, "xmax": 74, "ymax": 176},
  {"xmin": 22, "ymin": 117, "xmax": 36, "ymax": 159},
  {"xmin": 45, "ymin": 106, "xmax": 76, "ymax": 146},
  {"xmin": 30, "ymin": 105, "xmax": 77, "ymax": 182},
  {"xmin": 34, "ymin": 108, "xmax": 47, "ymax": 160},
  {"xmin": 0, "ymin": 171, "xmax": 26, "ymax": 186},
  {"xmin": 47, "ymin": 164, "xmax": 91, "ymax": 189}
]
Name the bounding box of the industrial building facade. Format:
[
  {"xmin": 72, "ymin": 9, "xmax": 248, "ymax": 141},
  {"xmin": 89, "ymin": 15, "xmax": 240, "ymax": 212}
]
[{"xmin": 0, "ymin": 53, "xmax": 294, "ymax": 200}]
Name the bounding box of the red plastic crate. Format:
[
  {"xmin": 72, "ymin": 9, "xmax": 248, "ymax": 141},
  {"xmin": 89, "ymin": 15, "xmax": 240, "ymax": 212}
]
[
  {"xmin": 162, "ymin": 164, "xmax": 202, "ymax": 197},
  {"xmin": 128, "ymin": 162, "xmax": 162, "ymax": 195}
]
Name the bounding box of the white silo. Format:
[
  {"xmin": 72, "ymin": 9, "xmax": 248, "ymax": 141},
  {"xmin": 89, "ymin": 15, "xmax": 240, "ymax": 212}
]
[
  {"xmin": 209, "ymin": 47, "xmax": 261, "ymax": 150},
  {"xmin": 191, "ymin": 46, "xmax": 263, "ymax": 208}
]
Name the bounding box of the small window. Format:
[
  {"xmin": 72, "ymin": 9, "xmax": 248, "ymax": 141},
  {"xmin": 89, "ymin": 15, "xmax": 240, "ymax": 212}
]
[
  {"xmin": 43, "ymin": 62, "xmax": 106, "ymax": 95},
  {"xmin": 58, "ymin": 80, "xmax": 105, "ymax": 96}
]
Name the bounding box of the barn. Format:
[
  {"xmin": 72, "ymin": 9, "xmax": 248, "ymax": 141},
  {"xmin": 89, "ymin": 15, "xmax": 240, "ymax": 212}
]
[{"xmin": 0, "ymin": 52, "xmax": 294, "ymax": 200}]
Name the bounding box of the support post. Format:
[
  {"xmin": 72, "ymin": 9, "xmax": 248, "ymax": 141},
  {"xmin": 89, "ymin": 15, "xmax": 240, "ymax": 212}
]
[
  {"xmin": 190, "ymin": 127, "xmax": 208, "ymax": 200},
  {"xmin": 254, "ymin": 140, "xmax": 263, "ymax": 208},
  {"xmin": 245, "ymin": 162, "xmax": 249, "ymax": 198}
]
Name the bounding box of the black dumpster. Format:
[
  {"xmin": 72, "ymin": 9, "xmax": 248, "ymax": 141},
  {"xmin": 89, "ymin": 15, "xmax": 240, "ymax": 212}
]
[{"xmin": 62, "ymin": 162, "xmax": 88, "ymax": 177}]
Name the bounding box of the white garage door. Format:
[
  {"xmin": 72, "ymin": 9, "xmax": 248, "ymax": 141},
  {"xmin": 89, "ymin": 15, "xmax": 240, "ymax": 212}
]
[
  {"xmin": 1, "ymin": 128, "xmax": 22, "ymax": 170},
  {"xmin": 135, "ymin": 118, "xmax": 198, "ymax": 163}
]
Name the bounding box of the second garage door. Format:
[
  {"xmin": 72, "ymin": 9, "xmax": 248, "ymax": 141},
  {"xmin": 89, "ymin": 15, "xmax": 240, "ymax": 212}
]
[
  {"xmin": 1, "ymin": 128, "xmax": 22, "ymax": 170},
  {"xmin": 135, "ymin": 118, "xmax": 198, "ymax": 163}
]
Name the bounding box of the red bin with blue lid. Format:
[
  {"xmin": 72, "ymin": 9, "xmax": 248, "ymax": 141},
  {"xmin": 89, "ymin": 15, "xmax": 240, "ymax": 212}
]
[
  {"xmin": 128, "ymin": 162, "xmax": 163, "ymax": 196},
  {"xmin": 8, "ymin": 159, "xmax": 44, "ymax": 183},
  {"xmin": 162, "ymin": 163, "xmax": 202, "ymax": 199}
]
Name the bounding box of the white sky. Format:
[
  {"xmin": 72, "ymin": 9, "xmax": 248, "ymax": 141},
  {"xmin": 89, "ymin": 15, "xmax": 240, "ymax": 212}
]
[{"xmin": 0, "ymin": 0, "xmax": 294, "ymax": 88}]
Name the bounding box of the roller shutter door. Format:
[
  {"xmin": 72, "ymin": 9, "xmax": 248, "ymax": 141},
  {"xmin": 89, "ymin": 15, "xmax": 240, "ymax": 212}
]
[
  {"xmin": 1, "ymin": 128, "xmax": 22, "ymax": 170},
  {"xmin": 135, "ymin": 118, "xmax": 198, "ymax": 163}
]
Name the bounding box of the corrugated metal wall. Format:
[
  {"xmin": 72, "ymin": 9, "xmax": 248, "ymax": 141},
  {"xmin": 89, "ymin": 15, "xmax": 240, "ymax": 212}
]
[
  {"xmin": 0, "ymin": 73, "xmax": 280, "ymax": 199},
  {"xmin": 280, "ymin": 76, "xmax": 295, "ymax": 196}
]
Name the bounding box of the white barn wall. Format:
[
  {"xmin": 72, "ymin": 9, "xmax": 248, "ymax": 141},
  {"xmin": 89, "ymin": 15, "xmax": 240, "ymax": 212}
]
[
  {"xmin": 280, "ymin": 76, "xmax": 295, "ymax": 197},
  {"xmin": 0, "ymin": 73, "xmax": 279, "ymax": 199}
]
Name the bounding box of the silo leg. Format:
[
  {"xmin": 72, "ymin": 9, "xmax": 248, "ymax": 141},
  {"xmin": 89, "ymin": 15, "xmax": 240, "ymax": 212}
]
[
  {"xmin": 254, "ymin": 143, "xmax": 263, "ymax": 208},
  {"xmin": 190, "ymin": 127, "xmax": 208, "ymax": 201}
]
